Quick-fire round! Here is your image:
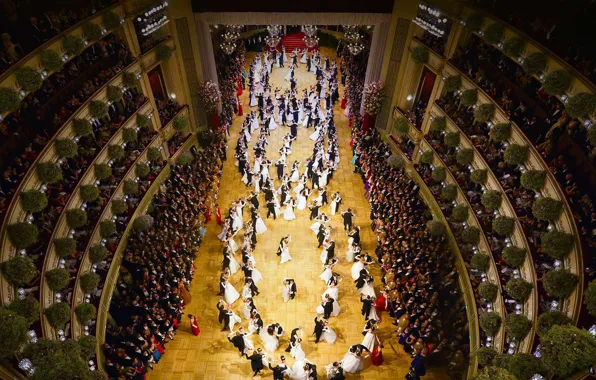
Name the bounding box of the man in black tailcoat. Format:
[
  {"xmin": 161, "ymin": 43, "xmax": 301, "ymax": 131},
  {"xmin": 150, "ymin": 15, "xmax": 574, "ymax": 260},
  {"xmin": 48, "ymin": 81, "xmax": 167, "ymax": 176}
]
[
  {"xmin": 228, "ymin": 331, "xmax": 245, "ymax": 354},
  {"xmin": 244, "ymin": 348, "xmax": 265, "ymax": 376},
  {"xmin": 313, "ymin": 316, "xmax": 325, "ymax": 343},
  {"xmin": 217, "ymin": 298, "xmax": 230, "ymax": 331},
  {"xmin": 285, "ymin": 326, "xmax": 302, "ymax": 352},
  {"xmin": 290, "ymin": 122, "xmax": 298, "ymax": 138},
  {"xmin": 269, "ymin": 356, "xmax": 289, "ymax": 379},
  {"xmin": 309, "ymin": 201, "xmax": 321, "ymax": 220}
]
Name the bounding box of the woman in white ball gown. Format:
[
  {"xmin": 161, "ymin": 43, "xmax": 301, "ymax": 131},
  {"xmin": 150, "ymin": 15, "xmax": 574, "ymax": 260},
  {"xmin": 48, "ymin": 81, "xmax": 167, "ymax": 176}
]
[
  {"xmin": 289, "ymin": 162, "xmax": 300, "ymax": 182},
  {"xmin": 293, "ymin": 174, "xmax": 306, "ymax": 195},
  {"xmin": 319, "ymin": 258, "xmax": 337, "ymax": 283},
  {"xmin": 279, "ymin": 235, "xmax": 292, "ymax": 264},
  {"xmin": 283, "ymin": 198, "xmax": 297, "ymax": 221},
  {"xmin": 238, "ymin": 327, "xmax": 254, "ymax": 351},
  {"xmin": 325, "ymin": 275, "xmax": 342, "ymax": 301},
  {"xmin": 362, "ymin": 325, "xmax": 380, "ymax": 352},
  {"xmin": 316, "ymin": 294, "xmax": 341, "ymax": 317},
  {"xmin": 320, "ymin": 320, "xmax": 337, "ymax": 344},
  {"xmin": 227, "ymin": 305, "xmax": 242, "ymax": 331},
  {"xmin": 226, "ymin": 248, "xmax": 240, "ymax": 275},
  {"xmin": 260, "ymin": 324, "xmax": 280, "ymax": 353},
  {"xmin": 341, "ymin": 345, "xmax": 368, "ymax": 374},
  {"xmin": 351, "ymin": 256, "xmax": 366, "ymax": 280},
  {"xmin": 242, "ymin": 298, "xmax": 254, "ymax": 320},
  {"xmin": 255, "ymin": 213, "xmax": 267, "ymax": 234},
  {"xmin": 249, "ymin": 262, "xmax": 263, "ymax": 284},
  {"xmin": 290, "ymin": 338, "xmax": 306, "ymax": 361},
  {"xmin": 358, "ymin": 275, "xmax": 377, "ymax": 299},
  {"xmin": 223, "ymin": 276, "xmax": 240, "ymax": 304},
  {"xmin": 296, "ymin": 188, "xmax": 309, "ymax": 211}
]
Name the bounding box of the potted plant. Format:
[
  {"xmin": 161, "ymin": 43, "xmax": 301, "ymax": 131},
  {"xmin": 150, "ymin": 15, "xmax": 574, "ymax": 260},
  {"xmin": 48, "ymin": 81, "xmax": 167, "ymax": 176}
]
[
  {"xmin": 540, "ymin": 325, "xmax": 596, "ymax": 378},
  {"xmin": 102, "ymin": 10, "xmax": 122, "ymax": 31},
  {"xmin": 505, "ymin": 353, "xmax": 543, "ymax": 380},
  {"xmin": 40, "ymin": 49, "xmax": 63, "ymax": 72},
  {"xmin": 522, "ymin": 51, "xmax": 547, "ymax": 75},
  {"xmin": 0, "ymin": 255, "xmax": 37, "ymax": 285},
  {"xmin": 122, "ymin": 127, "xmax": 137, "ymax": 143},
  {"xmin": 537, "ymin": 311, "xmax": 572, "ymax": 336},
  {"xmin": 15, "ymin": 66, "xmax": 43, "ymax": 92},
  {"xmin": 489, "ymin": 123, "xmax": 511, "ymax": 142},
  {"xmin": 501, "ymin": 246, "xmax": 526, "ymax": 267},
  {"xmin": 89, "ymin": 100, "xmax": 108, "ymax": 119},
  {"xmin": 173, "ymin": 116, "xmax": 188, "ymax": 132},
  {"xmin": 147, "ymin": 147, "xmax": 161, "ymax": 162},
  {"xmin": 89, "ymin": 245, "xmax": 108, "ymax": 263},
  {"xmin": 20, "ymin": 189, "xmax": 48, "ymax": 213},
  {"xmin": 198, "ymin": 80, "xmax": 221, "ymax": 130},
  {"xmin": 7, "ymin": 222, "xmax": 39, "ymax": 249},
  {"xmin": 99, "ymin": 220, "xmax": 116, "ymax": 238},
  {"xmin": 427, "ymin": 220, "xmax": 446, "ymax": 237},
  {"xmin": 430, "ymin": 116, "xmax": 447, "ymax": 133},
  {"xmin": 155, "ymin": 44, "xmax": 173, "ymax": 61},
  {"xmin": 79, "ymin": 184, "xmax": 100, "ymax": 202},
  {"xmin": 54, "ymin": 237, "xmax": 76, "ymax": 258},
  {"xmin": 506, "ymin": 313, "xmax": 532, "ymax": 340},
  {"xmin": 123, "ymin": 180, "xmax": 139, "ymax": 195},
  {"xmin": 451, "ymin": 204, "xmax": 469, "ymax": 222},
  {"xmin": 542, "ymin": 70, "xmax": 571, "ymax": 96},
  {"xmin": 62, "ymin": 35, "xmax": 85, "ymax": 55},
  {"xmin": 502, "ymin": 36, "xmax": 525, "ymax": 58},
  {"xmin": 441, "ymin": 184, "xmax": 457, "ymax": 201},
  {"xmin": 108, "ymin": 144, "xmax": 125, "ymax": 160},
  {"xmin": 36, "ymin": 162, "xmax": 62, "ymax": 184},
  {"xmin": 137, "ymin": 114, "xmax": 150, "ymax": 129},
  {"xmin": 456, "ymin": 148, "xmax": 474, "ymax": 166},
  {"xmin": 411, "ymin": 45, "xmax": 429, "ymax": 64},
  {"xmin": 461, "ymin": 226, "xmax": 481, "ymax": 245},
  {"xmin": 483, "ymin": 23, "xmax": 504, "ymax": 45},
  {"xmin": 444, "ymin": 132, "xmax": 460, "ymax": 148},
  {"xmin": 94, "ymin": 163, "xmax": 112, "ymax": 180},
  {"xmin": 135, "ymin": 163, "xmax": 150, "ymax": 178},
  {"xmin": 0, "ymin": 307, "xmax": 29, "ymax": 359},
  {"xmin": 504, "ymin": 278, "xmax": 533, "ymax": 301},
  {"xmin": 476, "ymin": 346, "xmax": 497, "ymax": 367},
  {"xmin": 532, "ymin": 196, "xmax": 562, "ymax": 221},
  {"xmin": 479, "ymin": 311, "xmax": 502, "ymax": 336},
  {"xmin": 75, "ymin": 303, "xmax": 96, "ymax": 325},
  {"xmin": 503, "ymin": 144, "xmax": 528, "ymax": 166},
  {"xmin": 77, "ymin": 335, "xmax": 97, "ymax": 359},
  {"xmin": 520, "ymin": 170, "xmax": 546, "ymax": 190},
  {"xmin": 474, "ymin": 103, "xmax": 495, "ymax": 124},
  {"xmin": 44, "ymin": 302, "xmax": 70, "ymax": 329},
  {"xmin": 0, "ymin": 87, "xmax": 21, "ymax": 114},
  {"xmin": 481, "ymin": 190, "xmax": 502, "ymax": 210},
  {"xmin": 45, "ymin": 268, "xmax": 69, "ymax": 291},
  {"xmin": 79, "ymin": 272, "xmax": 100, "ymax": 293},
  {"xmin": 460, "ymin": 89, "xmax": 478, "ymax": 108},
  {"xmin": 471, "ymin": 253, "xmax": 490, "ymax": 271},
  {"xmin": 111, "ymin": 199, "xmax": 127, "ymax": 215},
  {"xmin": 479, "ymin": 282, "xmax": 499, "ymax": 302},
  {"xmin": 133, "ymin": 215, "xmax": 154, "ymax": 231},
  {"xmin": 66, "ymin": 208, "xmax": 87, "ymax": 229},
  {"xmin": 8, "ymin": 296, "xmax": 40, "ymax": 324},
  {"xmin": 123, "ymin": 72, "xmax": 139, "ymax": 89},
  {"xmin": 54, "ymin": 139, "xmax": 78, "ymax": 158},
  {"xmin": 541, "ymin": 230, "xmax": 573, "ymax": 259},
  {"xmin": 470, "ymin": 169, "xmax": 488, "ymax": 185},
  {"xmin": 394, "ymin": 117, "xmax": 410, "ymax": 136},
  {"xmin": 73, "ymin": 118, "xmax": 92, "ymax": 136},
  {"xmin": 176, "ymin": 152, "xmax": 194, "ymax": 166},
  {"xmin": 107, "ymin": 85, "xmax": 123, "ymax": 103},
  {"xmin": 444, "ymin": 75, "xmax": 462, "ymax": 93},
  {"xmin": 492, "ymin": 216, "xmax": 516, "ymax": 236},
  {"xmin": 431, "ymin": 167, "xmax": 447, "ymax": 182},
  {"xmin": 565, "ymin": 92, "xmax": 596, "ymax": 118},
  {"xmin": 544, "ymin": 269, "xmax": 578, "ymax": 299},
  {"xmin": 83, "ymin": 22, "xmax": 102, "ymax": 42}
]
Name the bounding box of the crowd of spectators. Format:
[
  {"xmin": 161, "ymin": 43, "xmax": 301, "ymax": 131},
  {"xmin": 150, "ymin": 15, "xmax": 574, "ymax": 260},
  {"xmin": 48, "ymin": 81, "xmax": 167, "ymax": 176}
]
[
  {"xmin": 0, "ymin": 34, "xmax": 134, "ymax": 221},
  {"xmin": 352, "ymin": 127, "xmax": 469, "ymax": 379},
  {"xmin": 0, "ymin": 0, "xmax": 118, "ymax": 74},
  {"xmin": 104, "ymin": 132, "xmax": 226, "ymax": 379},
  {"xmin": 156, "ymin": 99, "xmax": 183, "ymax": 126},
  {"xmin": 475, "ymin": 0, "xmax": 596, "ymax": 84},
  {"xmin": 449, "ymin": 34, "xmax": 596, "ymax": 285},
  {"xmin": 418, "ymin": 31, "xmax": 447, "ymax": 57}
]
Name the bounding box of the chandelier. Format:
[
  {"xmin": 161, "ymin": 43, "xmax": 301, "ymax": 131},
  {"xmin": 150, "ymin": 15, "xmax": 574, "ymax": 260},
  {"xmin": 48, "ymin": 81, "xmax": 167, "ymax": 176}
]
[
  {"xmin": 347, "ymin": 40, "xmax": 365, "ymax": 55},
  {"xmin": 220, "ymin": 40, "xmax": 236, "ymax": 54},
  {"xmin": 267, "ymin": 25, "xmax": 281, "ymax": 36},
  {"xmin": 265, "ymin": 35, "xmax": 281, "ymax": 48},
  {"xmin": 222, "ymin": 31, "xmax": 239, "ymax": 42},
  {"xmin": 302, "ymin": 25, "xmax": 317, "ymax": 37},
  {"xmin": 303, "ymin": 35, "xmax": 319, "ymax": 48},
  {"xmin": 226, "ymin": 24, "xmax": 243, "ymax": 34}
]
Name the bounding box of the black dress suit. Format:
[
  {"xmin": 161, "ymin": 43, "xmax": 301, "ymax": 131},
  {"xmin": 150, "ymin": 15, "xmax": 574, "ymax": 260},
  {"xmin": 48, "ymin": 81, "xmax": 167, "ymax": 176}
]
[
  {"xmin": 313, "ymin": 317, "xmax": 324, "ymax": 342},
  {"xmin": 228, "ymin": 334, "xmax": 245, "ymax": 353},
  {"xmin": 323, "ymin": 300, "xmax": 334, "ymax": 319},
  {"xmin": 309, "ymin": 204, "xmax": 320, "ymax": 220},
  {"xmin": 269, "ymin": 363, "xmax": 288, "ymax": 380},
  {"xmin": 250, "ymin": 194, "xmax": 259, "ymax": 209},
  {"xmin": 217, "ymin": 302, "xmax": 230, "ymax": 330},
  {"xmin": 244, "ymin": 352, "xmax": 265, "ymax": 375},
  {"xmin": 286, "ymin": 327, "xmax": 301, "ymax": 351}
]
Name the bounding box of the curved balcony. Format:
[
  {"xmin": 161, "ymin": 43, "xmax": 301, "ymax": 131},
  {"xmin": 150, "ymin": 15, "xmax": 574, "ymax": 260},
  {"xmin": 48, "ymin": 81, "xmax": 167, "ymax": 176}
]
[
  {"xmin": 428, "ymin": 103, "xmax": 538, "ymax": 353},
  {"xmin": 437, "ymin": 62, "xmax": 584, "ymax": 324},
  {"xmin": 70, "ymin": 134, "xmax": 166, "ymax": 338},
  {"xmin": 140, "ymin": 37, "xmax": 175, "ymax": 71},
  {"xmin": 417, "ymin": 137, "xmax": 506, "ymax": 354},
  {"xmin": 38, "ymin": 100, "xmax": 154, "ymax": 338}
]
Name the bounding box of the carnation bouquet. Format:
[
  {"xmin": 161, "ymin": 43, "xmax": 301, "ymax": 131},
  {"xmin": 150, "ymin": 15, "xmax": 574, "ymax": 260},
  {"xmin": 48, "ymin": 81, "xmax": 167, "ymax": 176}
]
[
  {"xmin": 198, "ymin": 80, "xmax": 221, "ymax": 114},
  {"xmin": 363, "ymin": 81, "xmax": 385, "ymax": 116}
]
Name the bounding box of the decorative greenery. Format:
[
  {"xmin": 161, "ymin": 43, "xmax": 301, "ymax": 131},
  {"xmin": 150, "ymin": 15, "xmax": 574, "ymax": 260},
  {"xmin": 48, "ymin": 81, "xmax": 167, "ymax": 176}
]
[
  {"xmin": 502, "ymin": 246, "xmax": 526, "ymax": 267},
  {"xmin": 479, "ymin": 282, "xmax": 499, "ymax": 302},
  {"xmin": 444, "ymin": 75, "xmax": 462, "ymax": 93},
  {"xmin": 0, "ymin": 307, "xmax": 28, "ymax": 359},
  {"xmin": 54, "ymin": 139, "xmax": 78, "ymax": 159},
  {"xmin": 411, "ymin": 45, "xmax": 430, "ymax": 64},
  {"xmin": 504, "ymin": 278, "xmax": 534, "ymax": 301},
  {"xmin": 471, "ymin": 253, "xmax": 491, "ymax": 271},
  {"xmin": 427, "ymin": 220, "xmax": 446, "ymax": 237},
  {"xmin": 476, "ymin": 346, "xmax": 497, "ymax": 367},
  {"xmin": 584, "ymin": 281, "xmax": 596, "ymax": 317},
  {"xmin": 89, "ymin": 244, "xmax": 108, "ymax": 263},
  {"xmin": 462, "ymin": 226, "xmax": 481, "ymax": 245},
  {"xmin": 540, "ymin": 325, "xmax": 596, "ymax": 378},
  {"xmin": 444, "ymin": 132, "xmax": 460, "ymax": 147},
  {"xmin": 176, "ymin": 151, "xmax": 194, "ymax": 166},
  {"xmin": 479, "ymin": 311, "xmax": 502, "ymax": 336},
  {"xmin": 147, "ymin": 146, "xmax": 161, "ymax": 162},
  {"xmin": 94, "ymin": 163, "xmax": 112, "ymax": 180},
  {"xmin": 589, "ymin": 126, "xmax": 596, "ymax": 146},
  {"xmin": 83, "ymin": 22, "xmax": 102, "ymax": 42},
  {"xmin": 77, "ymin": 335, "xmax": 97, "ymax": 360},
  {"xmin": 107, "ymin": 85, "xmax": 123, "ymax": 102},
  {"xmin": 75, "ymin": 303, "xmax": 96, "ymax": 325},
  {"xmin": 73, "ymin": 118, "xmax": 93, "ymax": 136},
  {"xmin": 79, "ymin": 185, "xmax": 100, "ymax": 202},
  {"xmin": 481, "ymin": 190, "xmax": 502, "ymax": 210},
  {"xmin": 89, "ymin": 100, "xmax": 108, "ymax": 119},
  {"xmin": 122, "ymin": 127, "xmax": 137, "ymax": 143},
  {"xmin": 466, "ymin": 13, "xmax": 485, "ymax": 32},
  {"xmin": 537, "ymin": 311, "xmax": 572, "ymax": 336},
  {"xmin": 111, "ymin": 199, "xmax": 127, "ymax": 215},
  {"xmin": 532, "ymin": 196, "xmax": 563, "ymax": 221},
  {"xmin": 0, "ymin": 87, "xmax": 21, "ymax": 114},
  {"xmin": 65, "ymin": 208, "xmax": 88, "ymax": 229},
  {"xmin": 544, "ymin": 269, "xmax": 578, "ymax": 299},
  {"xmin": 123, "ymin": 180, "xmax": 139, "ymax": 195},
  {"xmin": 489, "ymin": 123, "xmax": 511, "ymax": 142},
  {"xmin": 420, "ymin": 150, "xmax": 434, "ymax": 165},
  {"xmin": 99, "ymin": 220, "xmax": 116, "ymax": 238},
  {"xmin": 483, "ymin": 23, "xmax": 505, "ymax": 45},
  {"xmin": 137, "ymin": 114, "xmax": 150, "ymax": 129},
  {"xmin": 460, "ymin": 89, "xmax": 478, "ymax": 107},
  {"xmin": 44, "ymin": 302, "xmax": 70, "ymax": 329},
  {"xmin": 506, "ymin": 313, "xmax": 532, "ymax": 340},
  {"xmin": 133, "ymin": 215, "xmax": 154, "ymax": 231},
  {"xmin": 542, "ymin": 69, "xmax": 571, "ymax": 96},
  {"xmin": 431, "ymin": 167, "xmax": 447, "ymax": 182},
  {"xmin": 456, "ymin": 148, "xmax": 474, "ymax": 166},
  {"xmin": 103, "ymin": 10, "xmax": 122, "ymax": 31},
  {"xmin": 9, "ymin": 296, "xmax": 40, "ymax": 324},
  {"xmin": 471, "ymin": 169, "xmax": 488, "ymax": 185},
  {"xmin": 62, "ymin": 35, "xmax": 85, "ymax": 55},
  {"xmin": 505, "ymin": 353, "xmax": 543, "ymax": 380},
  {"xmin": 430, "ymin": 116, "xmax": 447, "ymax": 132},
  {"xmin": 26, "ymin": 338, "xmax": 94, "ymax": 380},
  {"xmin": 565, "ymin": 92, "xmax": 596, "ymax": 118},
  {"xmin": 1, "ymin": 255, "xmax": 37, "ymax": 285},
  {"xmin": 54, "ymin": 237, "xmax": 76, "ymax": 258},
  {"xmin": 36, "ymin": 162, "xmax": 62, "ymax": 184},
  {"xmin": 20, "ymin": 189, "xmax": 48, "ymax": 213},
  {"xmin": 394, "ymin": 117, "xmax": 410, "ymax": 135},
  {"xmin": 451, "ymin": 205, "xmax": 469, "ymax": 222},
  {"xmin": 80, "ymin": 272, "xmax": 100, "ymax": 293},
  {"xmin": 522, "ymin": 51, "xmax": 547, "ymax": 75},
  {"xmin": 502, "ymin": 36, "xmax": 525, "ymax": 58},
  {"xmin": 441, "ymin": 184, "xmax": 457, "ymax": 201},
  {"xmin": 7, "ymin": 223, "xmax": 39, "ymax": 249},
  {"xmin": 45, "ymin": 268, "xmax": 69, "ymax": 291},
  {"xmin": 541, "ymin": 230, "xmax": 574, "ymax": 259},
  {"xmin": 123, "ymin": 72, "xmax": 138, "ymax": 89},
  {"xmin": 173, "ymin": 115, "xmax": 188, "ymax": 131},
  {"xmin": 16, "ymin": 66, "xmax": 43, "ymax": 92},
  {"xmin": 471, "ymin": 366, "xmax": 516, "ymax": 380},
  {"xmin": 503, "ymin": 144, "xmax": 528, "ymax": 166},
  {"xmin": 520, "ymin": 170, "xmax": 546, "ymax": 190},
  {"xmin": 108, "ymin": 144, "xmax": 125, "ymax": 160},
  {"xmin": 474, "ymin": 103, "xmax": 495, "ymax": 124},
  {"xmin": 40, "ymin": 49, "xmax": 63, "ymax": 72},
  {"xmin": 155, "ymin": 44, "xmax": 174, "ymax": 61},
  {"xmin": 492, "ymin": 216, "xmax": 516, "ymax": 236},
  {"xmin": 135, "ymin": 163, "xmax": 150, "ymax": 178}
]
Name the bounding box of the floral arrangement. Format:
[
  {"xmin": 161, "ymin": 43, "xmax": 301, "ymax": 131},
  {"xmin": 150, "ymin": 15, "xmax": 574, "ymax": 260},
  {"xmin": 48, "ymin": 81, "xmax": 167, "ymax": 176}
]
[
  {"xmin": 198, "ymin": 80, "xmax": 221, "ymax": 114},
  {"xmin": 362, "ymin": 81, "xmax": 385, "ymax": 116}
]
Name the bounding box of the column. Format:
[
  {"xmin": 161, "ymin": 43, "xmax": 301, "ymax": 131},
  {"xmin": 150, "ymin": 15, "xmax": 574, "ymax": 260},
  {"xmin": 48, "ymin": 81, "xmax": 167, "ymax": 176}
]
[
  {"xmin": 360, "ymin": 22, "xmax": 390, "ymax": 116},
  {"xmin": 195, "ymin": 19, "xmax": 219, "ymax": 86}
]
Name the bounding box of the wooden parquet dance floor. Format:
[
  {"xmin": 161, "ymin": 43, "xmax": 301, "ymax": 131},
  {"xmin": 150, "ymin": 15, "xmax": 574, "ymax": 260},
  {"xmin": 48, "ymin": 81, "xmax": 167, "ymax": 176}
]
[{"xmin": 148, "ymin": 48, "xmax": 449, "ymax": 380}]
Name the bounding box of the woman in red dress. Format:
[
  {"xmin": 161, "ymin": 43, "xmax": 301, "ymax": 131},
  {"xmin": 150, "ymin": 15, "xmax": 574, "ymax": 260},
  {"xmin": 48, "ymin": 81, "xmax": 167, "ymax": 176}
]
[
  {"xmin": 216, "ymin": 203, "xmax": 222, "ymax": 225},
  {"xmin": 371, "ymin": 344, "xmax": 384, "ymax": 366},
  {"xmin": 188, "ymin": 314, "xmax": 200, "ymax": 336},
  {"xmin": 205, "ymin": 205, "xmax": 212, "ymax": 223},
  {"xmin": 375, "ymin": 290, "xmax": 388, "ymax": 319}
]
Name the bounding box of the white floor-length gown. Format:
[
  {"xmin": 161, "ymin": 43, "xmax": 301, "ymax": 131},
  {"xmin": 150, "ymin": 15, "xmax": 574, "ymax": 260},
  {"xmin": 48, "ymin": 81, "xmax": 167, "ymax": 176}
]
[
  {"xmin": 341, "ymin": 352, "xmax": 364, "ymax": 374},
  {"xmin": 224, "ymin": 281, "xmax": 240, "ymax": 304},
  {"xmin": 320, "ymin": 326, "xmax": 337, "ymax": 344},
  {"xmin": 255, "ymin": 215, "xmax": 267, "ymax": 234},
  {"xmin": 280, "ymin": 244, "xmax": 292, "ymax": 264}
]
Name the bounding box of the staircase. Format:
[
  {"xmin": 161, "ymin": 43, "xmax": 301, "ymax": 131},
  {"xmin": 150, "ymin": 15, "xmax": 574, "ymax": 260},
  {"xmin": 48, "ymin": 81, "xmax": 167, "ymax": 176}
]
[{"xmin": 282, "ymin": 32, "xmax": 318, "ymax": 52}]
